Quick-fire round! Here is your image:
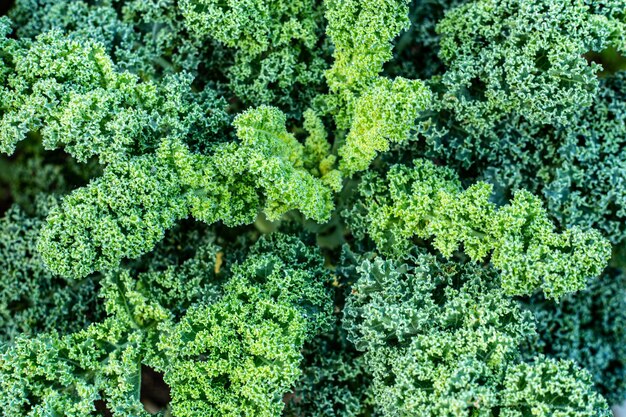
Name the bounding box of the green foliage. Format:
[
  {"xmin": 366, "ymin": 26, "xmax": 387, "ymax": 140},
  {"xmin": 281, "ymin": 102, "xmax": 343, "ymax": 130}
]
[
  {"xmin": 229, "ymin": 105, "xmax": 336, "ymax": 221},
  {"xmin": 9, "ymin": 0, "xmax": 141, "ymax": 70},
  {"xmin": 323, "ymin": 0, "xmax": 432, "ymax": 175},
  {"xmin": 346, "ymin": 159, "xmax": 611, "ymax": 299},
  {"xmin": 0, "ymin": 270, "xmax": 165, "ymax": 417},
  {"xmin": 446, "ymin": 73, "xmax": 626, "ymax": 245},
  {"xmin": 524, "ymin": 268, "xmax": 626, "ymax": 405},
  {"xmin": 343, "ymin": 253, "xmax": 610, "ymax": 416},
  {"xmin": 0, "ymin": 23, "xmax": 228, "ymax": 162},
  {"xmin": 8, "ymin": 0, "xmax": 220, "ymax": 84},
  {"xmin": 0, "ymin": 0, "xmax": 624, "ymax": 414},
  {"xmin": 38, "ymin": 151, "xmax": 190, "ymax": 278},
  {"xmin": 500, "ymin": 359, "xmax": 611, "ymax": 417},
  {"xmin": 434, "ymin": 0, "xmax": 625, "ymax": 131},
  {"xmin": 179, "ymin": 0, "xmax": 329, "ymax": 114},
  {"xmin": 538, "ymin": 73, "xmax": 626, "ymax": 243},
  {"xmin": 0, "ymin": 198, "xmax": 103, "ymax": 343},
  {"xmin": 324, "ymin": 0, "xmax": 411, "ymax": 103},
  {"xmin": 128, "ymin": 238, "xmax": 223, "ymax": 318},
  {"xmin": 1, "ymin": 26, "xmax": 338, "ymax": 278},
  {"xmin": 38, "ymin": 110, "xmax": 337, "ymax": 278},
  {"xmin": 338, "ymin": 77, "xmax": 431, "ymax": 175},
  {"xmin": 8, "ymin": 0, "xmax": 330, "ymax": 114},
  {"xmin": 158, "ymin": 235, "xmax": 333, "ymax": 416},
  {"xmin": 285, "ymin": 311, "xmax": 378, "ymax": 417},
  {"xmin": 410, "ymin": 2, "xmax": 626, "ymax": 244},
  {"xmin": 0, "ymin": 234, "xmax": 333, "ymax": 416}
]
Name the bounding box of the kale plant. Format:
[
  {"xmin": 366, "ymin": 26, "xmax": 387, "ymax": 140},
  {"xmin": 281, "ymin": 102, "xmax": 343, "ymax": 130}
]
[{"xmin": 0, "ymin": 0, "xmax": 624, "ymax": 415}]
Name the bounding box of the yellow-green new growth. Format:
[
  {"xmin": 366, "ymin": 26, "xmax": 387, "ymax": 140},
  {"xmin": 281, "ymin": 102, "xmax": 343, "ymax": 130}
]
[
  {"xmin": 322, "ymin": 0, "xmax": 432, "ymax": 175},
  {"xmin": 347, "ymin": 159, "xmax": 611, "ymax": 299},
  {"xmin": 229, "ymin": 105, "xmax": 336, "ymax": 221},
  {"xmin": 338, "ymin": 77, "xmax": 431, "ymax": 175}
]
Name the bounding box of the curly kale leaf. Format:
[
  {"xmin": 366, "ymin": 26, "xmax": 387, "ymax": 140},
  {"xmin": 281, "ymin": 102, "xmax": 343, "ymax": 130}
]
[
  {"xmin": 343, "ymin": 254, "xmax": 611, "ymax": 417},
  {"xmin": 434, "ymin": 0, "xmax": 625, "ymax": 131},
  {"xmin": 324, "ymin": 0, "xmax": 412, "ymax": 101},
  {"xmin": 345, "ymin": 159, "xmax": 611, "ymax": 299},
  {"xmin": 145, "ymin": 234, "xmax": 334, "ymax": 417},
  {"xmin": 0, "ymin": 197, "xmax": 104, "ymax": 343},
  {"xmin": 37, "ymin": 151, "xmax": 191, "ymax": 279},
  {"xmin": 1, "ymin": 235, "xmax": 333, "ymax": 416},
  {"xmin": 228, "ymin": 105, "xmax": 336, "ymax": 221},
  {"xmin": 524, "ymin": 267, "xmax": 626, "ymax": 405},
  {"xmin": 338, "ymin": 77, "xmax": 431, "ymax": 175},
  {"xmin": 322, "ymin": 0, "xmax": 432, "ymax": 175},
  {"xmin": 0, "ymin": 22, "xmax": 229, "ymax": 162},
  {"xmin": 180, "ymin": 0, "xmax": 329, "ymax": 114}
]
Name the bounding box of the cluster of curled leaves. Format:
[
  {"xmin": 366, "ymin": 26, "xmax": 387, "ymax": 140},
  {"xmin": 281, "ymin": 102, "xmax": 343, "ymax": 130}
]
[{"xmin": 0, "ymin": 0, "xmax": 625, "ymax": 416}]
